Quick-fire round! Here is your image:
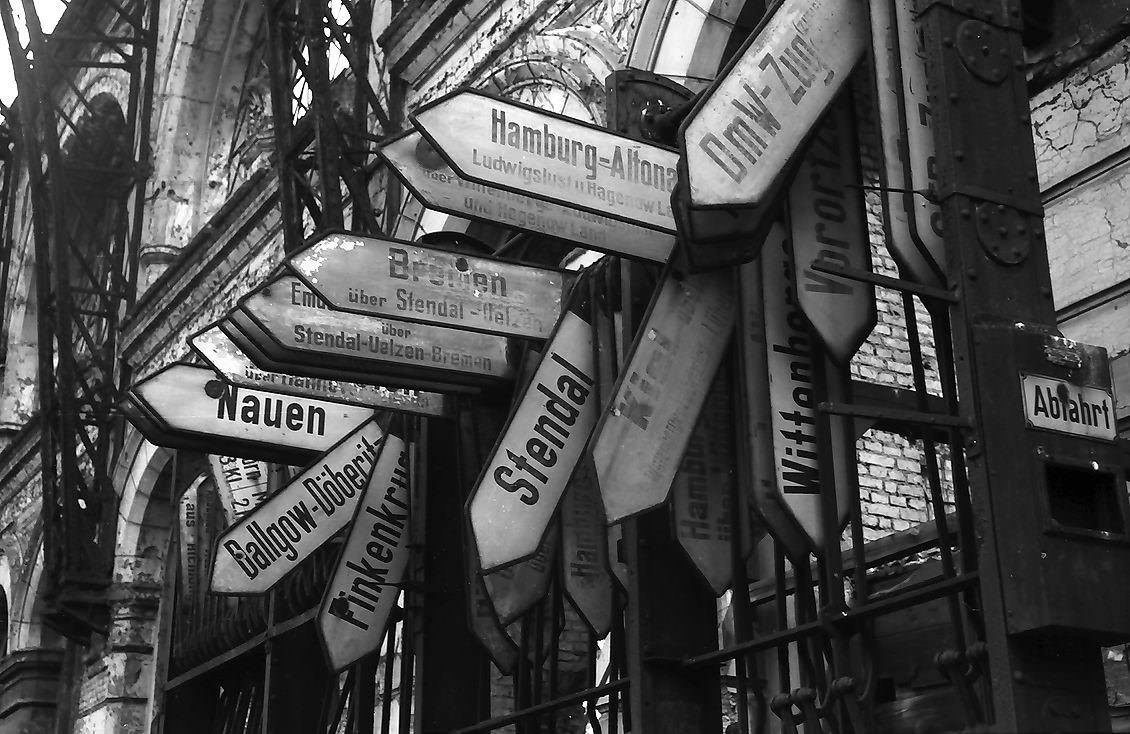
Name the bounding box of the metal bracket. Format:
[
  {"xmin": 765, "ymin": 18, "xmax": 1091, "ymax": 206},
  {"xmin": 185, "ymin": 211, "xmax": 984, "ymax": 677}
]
[
  {"xmin": 916, "ymin": 0, "xmax": 1022, "ymax": 30},
  {"xmin": 956, "ymin": 19, "xmax": 1010, "ymax": 84},
  {"xmin": 975, "ymin": 202, "xmax": 1029, "ymax": 264}
]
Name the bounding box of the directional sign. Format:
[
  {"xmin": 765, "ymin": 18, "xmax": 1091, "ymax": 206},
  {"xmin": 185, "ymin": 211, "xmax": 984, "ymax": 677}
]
[
  {"xmin": 128, "ymin": 363, "xmax": 376, "ymax": 463},
  {"xmin": 787, "ymin": 94, "xmax": 875, "ymax": 364},
  {"xmin": 482, "ymin": 522, "xmax": 559, "ymax": 625},
  {"xmin": 412, "ymin": 89, "xmax": 679, "ymax": 234},
  {"xmin": 762, "ymin": 223, "xmax": 851, "ymax": 548},
  {"xmin": 468, "ymin": 297, "xmax": 599, "ymax": 572},
  {"xmin": 232, "ymin": 275, "xmax": 517, "ymax": 390},
  {"xmin": 465, "ymin": 522, "xmax": 521, "ymax": 674},
  {"xmin": 191, "ymin": 324, "xmax": 452, "ymax": 418},
  {"xmin": 382, "ymin": 131, "xmax": 674, "ymax": 262},
  {"xmin": 178, "ymin": 480, "xmax": 202, "ymax": 612},
  {"xmin": 210, "ymin": 419, "xmax": 386, "ymax": 594},
  {"xmin": 679, "ymin": 0, "xmax": 867, "ymax": 208},
  {"xmin": 560, "ymin": 461, "xmax": 614, "ymax": 637},
  {"xmin": 671, "ymin": 363, "xmax": 735, "ymax": 596},
  {"xmin": 290, "ymin": 231, "xmax": 568, "ymax": 340},
  {"xmin": 318, "ymin": 428, "xmax": 411, "ymax": 672},
  {"xmin": 591, "ymin": 267, "xmax": 736, "ymax": 524},
  {"xmin": 208, "ymin": 455, "xmax": 283, "ymax": 524},
  {"xmin": 869, "ymin": 0, "xmax": 945, "ymax": 286}
]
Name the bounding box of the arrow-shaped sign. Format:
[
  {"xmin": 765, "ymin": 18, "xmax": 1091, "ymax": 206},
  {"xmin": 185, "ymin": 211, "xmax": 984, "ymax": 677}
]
[
  {"xmin": 317, "ymin": 426, "xmax": 411, "ymax": 672},
  {"xmin": 590, "ymin": 267, "xmax": 737, "ymax": 524},
  {"xmin": 210, "ymin": 418, "xmax": 387, "ymax": 594},
  {"xmin": 560, "ymin": 461, "xmax": 614, "ymax": 637},
  {"xmin": 679, "ymin": 0, "xmax": 867, "ymax": 208},
  {"xmin": 289, "ymin": 231, "xmax": 568, "ymax": 340},
  {"xmin": 787, "ymin": 93, "xmax": 875, "ymax": 364},
  {"xmin": 208, "ymin": 455, "xmax": 286, "ymax": 523},
  {"xmin": 230, "ymin": 275, "xmax": 518, "ymax": 391},
  {"xmin": 467, "ymin": 294, "xmax": 599, "ymax": 572},
  {"xmin": 381, "ymin": 131, "xmax": 675, "ymax": 263},
  {"xmin": 191, "ymin": 323, "xmax": 452, "ymax": 418},
  {"xmin": 482, "ymin": 522, "xmax": 559, "ymax": 625},
  {"xmin": 127, "ymin": 363, "xmax": 376, "ymax": 463},
  {"xmin": 411, "ymin": 89, "xmax": 679, "ymax": 234}
]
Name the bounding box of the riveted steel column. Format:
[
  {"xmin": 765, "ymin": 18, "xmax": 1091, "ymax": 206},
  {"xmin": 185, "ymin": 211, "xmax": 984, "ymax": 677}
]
[{"xmin": 919, "ymin": 1, "xmax": 1113, "ymax": 730}]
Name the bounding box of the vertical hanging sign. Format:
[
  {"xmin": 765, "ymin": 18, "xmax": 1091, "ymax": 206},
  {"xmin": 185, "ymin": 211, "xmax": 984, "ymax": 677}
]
[
  {"xmin": 317, "ymin": 427, "xmax": 412, "ymax": 672},
  {"xmin": 177, "ymin": 479, "xmax": 204, "ymax": 612},
  {"xmin": 560, "ymin": 464, "xmax": 614, "ymax": 637}
]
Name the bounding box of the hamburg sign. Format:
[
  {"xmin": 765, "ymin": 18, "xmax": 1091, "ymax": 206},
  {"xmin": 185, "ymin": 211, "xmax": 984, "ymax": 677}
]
[
  {"xmin": 467, "ymin": 296, "xmax": 599, "ymax": 572},
  {"xmin": 787, "ymin": 94, "xmax": 875, "ymax": 364},
  {"xmin": 211, "ymin": 418, "xmax": 387, "ymax": 594},
  {"xmin": 590, "ymin": 267, "xmax": 737, "ymax": 524},
  {"xmin": 317, "ymin": 427, "xmax": 412, "ymax": 672},
  {"xmin": 381, "ymin": 131, "xmax": 675, "ymax": 262},
  {"xmin": 127, "ymin": 363, "xmax": 375, "ymax": 463},
  {"xmin": 191, "ymin": 324, "xmax": 452, "ymax": 418},
  {"xmin": 289, "ymin": 231, "xmax": 568, "ymax": 340},
  {"xmin": 230, "ymin": 275, "xmax": 517, "ymax": 390},
  {"xmin": 411, "ymin": 89, "xmax": 679, "ymax": 234},
  {"xmin": 678, "ymin": 0, "xmax": 867, "ymax": 209},
  {"xmin": 560, "ymin": 462, "xmax": 614, "ymax": 637}
]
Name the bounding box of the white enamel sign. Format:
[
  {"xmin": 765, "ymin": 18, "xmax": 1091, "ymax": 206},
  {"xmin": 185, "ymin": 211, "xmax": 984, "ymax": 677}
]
[
  {"xmin": 762, "ymin": 223, "xmax": 851, "ymax": 548},
  {"xmin": 468, "ymin": 307, "xmax": 598, "ymax": 571},
  {"xmin": 192, "ymin": 324, "xmax": 451, "ymax": 418},
  {"xmin": 210, "ymin": 419, "xmax": 386, "ymax": 594},
  {"xmin": 787, "ymin": 95, "xmax": 875, "ymax": 364},
  {"xmin": 869, "ymin": 0, "xmax": 945, "ymax": 285},
  {"xmin": 318, "ymin": 432, "xmax": 411, "ymax": 672},
  {"xmin": 680, "ymin": 0, "xmax": 867, "ymax": 207},
  {"xmin": 560, "ymin": 462, "xmax": 614, "ymax": 637},
  {"xmin": 208, "ymin": 455, "xmax": 282, "ymax": 523},
  {"xmin": 382, "ymin": 131, "xmax": 675, "ymax": 262},
  {"xmin": 130, "ymin": 364, "xmax": 375, "ymax": 455},
  {"xmin": 591, "ymin": 268, "xmax": 736, "ymax": 524},
  {"xmin": 412, "ymin": 90, "xmax": 678, "ymax": 233},
  {"xmin": 1021, "ymin": 374, "xmax": 1116, "ymax": 441},
  {"xmin": 239, "ymin": 276, "xmax": 517, "ymax": 384},
  {"xmin": 290, "ymin": 231, "xmax": 568, "ymax": 340}
]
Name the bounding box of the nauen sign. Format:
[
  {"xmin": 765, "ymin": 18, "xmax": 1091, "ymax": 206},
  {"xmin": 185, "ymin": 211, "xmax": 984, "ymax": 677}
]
[
  {"xmin": 467, "ymin": 301, "xmax": 598, "ymax": 572},
  {"xmin": 191, "ymin": 324, "xmax": 451, "ymax": 418},
  {"xmin": 211, "ymin": 419, "xmax": 387, "ymax": 594},
  {"xmin": 289, "ymin": 231, "xmax": 568, "ymax": 340},
  {"xmin": 679, "ymin": 0, "xmax": 867, "ymax": 208},
  {"xmin": 318, "ymin": 429, "xmax": 412, "ymax": 672},
  {"xmin": 412, "ymin": 89, "xmax": 678, "ymax": 233},
  {"xmin": 380, "ymin": 131, "xmax": 675, "ymax": 263},
  {"xmin": 128, "ymin": 363, "xmax": 375, "ymax": 460}
]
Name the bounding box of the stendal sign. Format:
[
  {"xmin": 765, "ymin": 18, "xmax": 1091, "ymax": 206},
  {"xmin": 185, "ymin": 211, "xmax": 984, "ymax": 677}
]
[{"xmin": 1020, "ymin": 374, "xmax": 1116, "ymax": 441}]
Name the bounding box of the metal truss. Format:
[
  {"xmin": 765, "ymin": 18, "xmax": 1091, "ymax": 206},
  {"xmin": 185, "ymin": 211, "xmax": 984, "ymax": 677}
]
[
  {"xmin": 263, "ymin": 0, "xmax": 392, "ymax": 253},
  {"xmin": 0, "ymin": 0, "xmax": 158, "ymax": 638}
]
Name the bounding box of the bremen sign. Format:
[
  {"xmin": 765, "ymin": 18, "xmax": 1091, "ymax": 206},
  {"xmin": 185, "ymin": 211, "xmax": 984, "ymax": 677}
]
[
  {"xmin": 591, "ymin": 268, "xmax": 737, "ymax": 524},
  {"xmin": 128, "ymin": 364, "xmax": 375, "ymax": 461},
  {"xmin": 468, "ymin": 300, "xmax": 598, "ymax": 572},
  {"xmin": 191, "ymin": 324, "xmax": 451, "ymax": 418},
  {"xmin": 787, "ymin": 94, "xmax": 875, "ymax": 364},
  {"xmin": 412, "ymin": 89, "xmax": 679, "ymax": 234},
  {"xmin": 290, "ymin": 231, "xmax": 567, "ymax": 340},
  {"xmin": 231, "ymin": 275, "xmax": 517, "ymax": 390},
  {"xmin": 318, "ymin": 428, "xmax": 411, "ymax": 672},
  {"xmin": 211, "ymin": 419, "xmax": 386, "ymax": 594},
  {"xmin": 1021, "ymin": 374, "xmax": 1116, "ymax": 441},
  {"xmin": 679, "ymin": 0, "xmax": 867, "ymax": 208},
  {"xmin": 381, "ymin": 131, "xmax": 675, "ymax": 262}
]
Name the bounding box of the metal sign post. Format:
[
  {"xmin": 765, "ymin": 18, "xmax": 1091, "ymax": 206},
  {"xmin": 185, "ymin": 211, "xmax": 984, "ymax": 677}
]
[
  {"xmin": 289, "ymin": 231, "xmax": 570, "ymax": 340},
  {"xmin": 381, "ymin": 131, "xmax": 676, "ymax": 263}
]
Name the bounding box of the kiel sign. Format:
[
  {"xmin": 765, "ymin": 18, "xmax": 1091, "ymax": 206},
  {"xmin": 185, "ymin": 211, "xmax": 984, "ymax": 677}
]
[
  {"xmin": 412, "ymin": 89, "xmax": 679, "ymax": 234},
  {"xmin": 230, "ymin": 275, "xmax": 517, "ymax": 391},
  {"xmin": 211, "ymin": 419, "xmax": 387, "ymax": 594},
  {"xmin": 289, "ymin": 231, "xmax": 568, "ymax": 340},
  {"xmin": 318, "ymin": 427, "xmax": 411, "ymax": 672},
  {"xmin": 679, "ymin": 0, "xmax": 867, "ymax": 209},
  {"xmin": 191, "ymin": 324, "xmax": 451, "ymax": 418},
  {"xmin": 467, "ymin": 296, "xmax": 599, "ymax": 572},
  {"xmin": 381, "ymin": 131, "xmax": 674, "ymax": 263},
  {"xmin": 127, "ymin": 363, "xmax": 375, "ymax": 463}
]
